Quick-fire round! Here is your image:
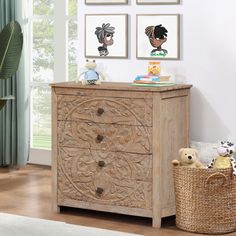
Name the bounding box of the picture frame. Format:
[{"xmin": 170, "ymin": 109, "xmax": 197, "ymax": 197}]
[
  {"xmin": 136, "ymin": 14, "xmax": 180, "ymax": 60},
  {"xmin": 85, "ymin": 0, "xmax": 128, "ymax": 5},
  {"xmin": 136, "ymin": 0, "xmax": 180, "ymax": 4},
  {"xmin": 85, "ymin": 14, "xmax": 128, "ymax": 58}
]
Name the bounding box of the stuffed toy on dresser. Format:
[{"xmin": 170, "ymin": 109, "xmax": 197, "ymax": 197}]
[{"xmin": 76, "ymin": 59, "xmax": 105, "ymax": 85}]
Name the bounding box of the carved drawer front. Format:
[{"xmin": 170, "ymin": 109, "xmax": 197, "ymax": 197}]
[
  {"xmin": 58, "ymin": 147, "xmax": 152, "ymax": 181},
  {"xmin": 57, "ymin": 147, "xmax": 152, "ymax": 210},
  {"xmin": 57, "ymin": 95, "xmax": 152, "ymax": 126},
  {"xmin": 58, "ymin": 121, "xmax": 152, "ymax": 154}
]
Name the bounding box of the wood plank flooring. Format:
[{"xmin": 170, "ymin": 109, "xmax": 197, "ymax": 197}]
[{"xmin": 0, "ymin": 164, "xmax": 233, "ymax": 236}]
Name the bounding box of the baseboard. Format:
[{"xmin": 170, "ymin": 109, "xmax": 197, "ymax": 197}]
[{"xmin": 28, "ymin": 149, "xmax": 51, "ymax": 166}]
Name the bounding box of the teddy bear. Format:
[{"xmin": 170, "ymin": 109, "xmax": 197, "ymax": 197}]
[
  {"xmin": 76, "ymin": 59, "xmax": 105, "ymax": 85},
  {"xmin": 208, "ymin": 141, "xmax": 236, "ymax": 176},
  {"xmin": 172, "ymin": 148, "xmax": 205, "ymax": 168}
]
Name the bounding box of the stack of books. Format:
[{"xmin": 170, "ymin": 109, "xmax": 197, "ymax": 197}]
[{"xmin": 133, "ymin": 75, "xmax": 174, "ymax": 86}]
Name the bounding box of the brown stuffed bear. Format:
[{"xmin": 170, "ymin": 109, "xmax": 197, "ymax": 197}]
[{"xmin": 172, "ymin": 148, "xmax": 205, "ymax": 168}]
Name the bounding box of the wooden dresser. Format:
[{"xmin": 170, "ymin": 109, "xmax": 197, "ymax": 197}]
[{"xmin": 51, "ymin": 82, "xmax": 192, "ymax": 227}]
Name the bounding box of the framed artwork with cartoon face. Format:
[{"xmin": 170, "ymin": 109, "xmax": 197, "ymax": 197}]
[
  {"xmin": 85, "ymin": 14, "xmax": 128, "ymax": 58},
  {"xmin": 85, "ymin": 0, "xmax": 128, "ymax": 4},
  {"xmin": 136, "ymin": 14, "xmax": 180, "ymax": 60},
  {"xmin": 137, "ymin": 0, "xmax": 180, "ymax": 4}
]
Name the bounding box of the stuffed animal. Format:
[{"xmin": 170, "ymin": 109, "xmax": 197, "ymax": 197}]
[
  {"xmin": 208, "ymin": 141, "xmax": 236, "ymax": 176},
  {"xmin": 76, "ymin": 59, "xmax": 105, "ymax": 85},
  {"xmin": 172, "ymin": 148, "xmax": 205, "ymax": 168}
]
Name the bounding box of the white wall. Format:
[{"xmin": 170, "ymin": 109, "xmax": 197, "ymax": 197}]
[{"xmin": 78, "ymin": 0, "xmax": 236, "ymax": 143}]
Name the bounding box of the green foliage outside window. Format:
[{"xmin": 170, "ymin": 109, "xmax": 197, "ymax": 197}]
[{"xmin": 32, "ymin": 0, "xmax": 77, "ymax": 149}]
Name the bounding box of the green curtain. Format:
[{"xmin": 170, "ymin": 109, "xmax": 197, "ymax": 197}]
[{"xmin": 0, "ymin": 0, "xmax": 30, "ymax": 166}]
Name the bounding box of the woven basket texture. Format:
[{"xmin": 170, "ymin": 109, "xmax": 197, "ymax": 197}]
[{"xmin": 173, "ymin": 166, "xmax": 236, "ymax": 234}]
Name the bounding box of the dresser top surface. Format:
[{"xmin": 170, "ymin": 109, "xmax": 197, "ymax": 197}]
[{"xmin": 50, "ymin": 82, "xmax": 192, "ymax": 92}]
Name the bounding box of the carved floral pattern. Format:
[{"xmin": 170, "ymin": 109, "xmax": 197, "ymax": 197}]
[
  {"xmin": 57, "ymin": 96, "xmax": 152, "ymax": 127},
  {"xmin": 56, "ymin": 94, "xmax": 153, "ymax": 210},
  {"xmin": 58, "ymin": 147, "xmax": 152, "ymax": 209},
  {"xmin": 58, "ymin": 121, "xmax": 152, "ymax": 154}
]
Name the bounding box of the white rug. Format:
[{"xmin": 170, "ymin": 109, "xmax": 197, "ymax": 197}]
[{"xmin": 0, "ymin": 213, "xmax": 143, "ymax": 236}]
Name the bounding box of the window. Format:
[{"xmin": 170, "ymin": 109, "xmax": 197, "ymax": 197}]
[
  {"xmin": 68, "ymin": 0, "xmax": 78, "ymax": 81},
  {"xmin": 29, "ymin": 0, "xmax": 78, "ymax": 162}
]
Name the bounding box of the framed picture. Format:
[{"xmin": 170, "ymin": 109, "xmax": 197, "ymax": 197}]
[
  {"xmin": 136, "ymin": 0, "xmax": 180, "ymax": 4},
  {"xmin": 85, "ymin": 14, "xmax": 128, "ymax": 58},
  {"xmin": 85, "ymin": 0, "xmax": 128, "ymax": 4},
  {"xmin": 136, "ymin": 14, "xmax": 180, "ymax": 60}
]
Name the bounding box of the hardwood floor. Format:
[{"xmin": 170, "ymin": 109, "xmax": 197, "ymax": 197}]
[{"xmin": 0, "ymin": 164, "xmax": 233, "ymax": 236}]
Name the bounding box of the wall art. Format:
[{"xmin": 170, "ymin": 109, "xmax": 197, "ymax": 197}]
[
  {"xmin": 85, "ymin": 14, "xmax": 128, "ymax": 58},
  {"xmin": 136, "ymin": 14, "xmax": 180, "ymax": 60},
  {"xmin": 137, "ymin": 0, "xmax": 180, "ymax": 4}
]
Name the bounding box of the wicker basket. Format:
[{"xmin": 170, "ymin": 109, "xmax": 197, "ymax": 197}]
[{"xmin": 173, "ymin": 166, "xmax": 236, "ymax": 234}]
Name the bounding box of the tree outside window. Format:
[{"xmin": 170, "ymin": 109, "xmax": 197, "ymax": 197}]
[{"xmin": 31, "ymin": 0, "xmax": 77, "ymax": 149}]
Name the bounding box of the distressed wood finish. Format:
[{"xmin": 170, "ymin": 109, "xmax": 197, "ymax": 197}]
[
  {"xmin": 152, "ymin": 93, "xmax": 162, "ymax": 227},
  {"xmin": 58, "ymin": 147, "xmax": 152, "ymax": 181},
  {"xmin": 55, "ymin": 87, "xmax": 154, "ymax": 99},
  {"xmin": 58, "ymin": 121, "xmax": 152, "ymax": 154},
  {"xmin": 51, "ymin": 81, "xmax": 190, "ymax": 92},
  {"xmin": 51, "ymin": 82, "xmax": 191, "ymax": 228},
  {"xmin": 160, "ymin": 94, "xmax": 190, "ymax": 214},
  {"xmin": 58, "ymin": 169, "xmax": 152, "ymax": 210},
  {"xmin": 57, "ymin": 95, "xmax": 153, "ymax": 126},
  {"xmin": 57, "ymin": 147, "xmax": 152, "ymax": 211},
  {"xmin": 51, "ymin": 88, "xmax": 60, "ymax": 212}
]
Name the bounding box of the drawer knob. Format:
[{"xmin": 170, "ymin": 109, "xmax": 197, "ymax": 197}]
[
  {"xmin": 96, "ymin": 187, "xmax": 104, "ymax": 195},
  {"xmin": 76, "ymin": 91, "xmax": 84, "ymax": 96},
  {"xmin": 97, "ymin": 108, "xmax": 104, "ymax": 115},
  {"xmin": 96, "ymin": 134, "xmax": 104, "ymax": 142},
  {"xmin": 98, "ymin": 160, "xmax": 105, "ymax": 167}
]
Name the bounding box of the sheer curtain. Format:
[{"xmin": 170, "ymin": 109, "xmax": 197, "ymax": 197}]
[{"xmin": 0, "ymin": 0, "xmax": 30, "ymax": 166}]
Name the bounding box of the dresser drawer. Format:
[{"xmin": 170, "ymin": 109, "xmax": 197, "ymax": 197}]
[
  {"xmin": 57, "ymin": 95, "xmax": 152, "ymax": 126},
  {"xmin": 58, "ymin": 178, "xmax": 152, "ymax": 210},
  {"xmin": 57, "ymin": 149, "xmax": 152, "ymax": 210},
  {"xmin": 58, "ymin": 121, "xmax": 152, "ymax": 154},
  {"xmin": 58, "ymin": 147, "xmax": 152, "ymax": 181}
]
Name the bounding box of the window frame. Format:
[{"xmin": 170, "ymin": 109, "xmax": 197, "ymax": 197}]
[{"xmin": 28, "ymin": 0, "xmax": 77, "ymax": 165}]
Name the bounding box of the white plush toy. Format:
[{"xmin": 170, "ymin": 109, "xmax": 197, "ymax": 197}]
[
  {"xmin": 76, "ymin": 59, "xmax": 105, "ymax": 85},
  {"xmin": 208, "ymin": 141, "xmax": 236, "ymax": 176}
]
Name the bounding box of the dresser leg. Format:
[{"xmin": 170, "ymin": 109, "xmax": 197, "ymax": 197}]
[{"xmin": 152, "ymin": 217, "xmax": 161, "ymax": 228}]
